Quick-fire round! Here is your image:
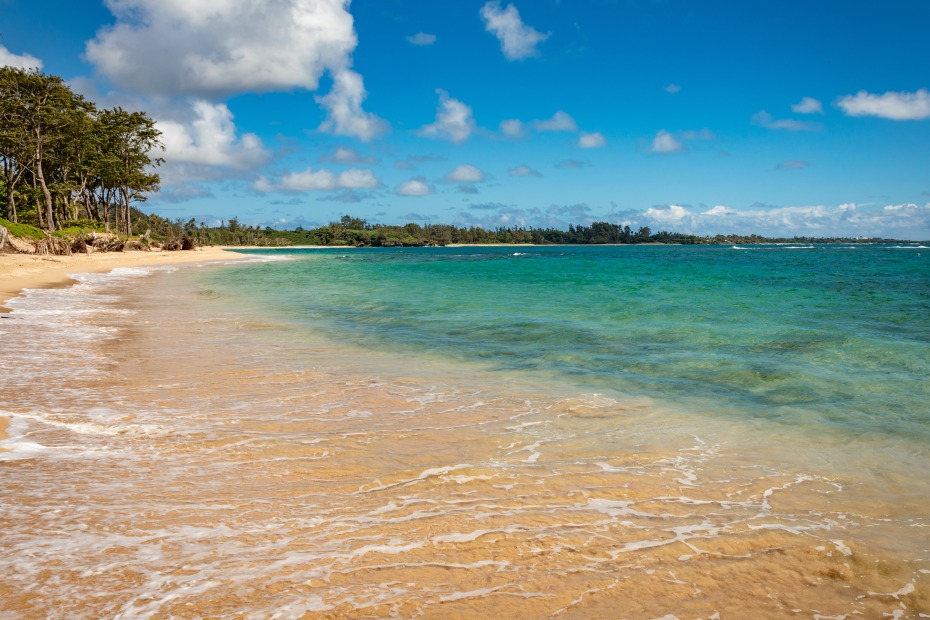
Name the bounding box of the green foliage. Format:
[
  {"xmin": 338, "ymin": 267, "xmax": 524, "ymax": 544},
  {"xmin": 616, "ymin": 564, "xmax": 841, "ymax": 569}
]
[
  {"xmin": 0, "ymin": 216, "xmax": 44, "ymax": 240},
  {"xmin": 0, "ymin": 66, "xmax": 162, "ymax": 232}
]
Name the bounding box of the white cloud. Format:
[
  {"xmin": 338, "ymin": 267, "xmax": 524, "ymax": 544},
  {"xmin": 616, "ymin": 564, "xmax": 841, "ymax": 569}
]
[
  {"xmin": 703, "ymin": 205, "xmax": 735, "ymax": 217},
  {"xmin": 644, "ymin": 204, "xmax": 691, "ymax": 225},
  {"xmin": 791, "ymin": 96, "xmax": 823, "ymax": 114},
  {"xmin": 664, "ymin": 84, "xmax": 681, "ymax": 94},
  {"xmin": 509, "ymin": 165, "xmax": 541, "ymax": 177},
  {"xmin": 533, "ymin": 111, "xmax": 578, "ymax": 132},
  {"xmin": 444, "ymin": 164, "xmax": 485, "ymax": 183},
  {"xmin": 254, "ymin": 166, "xmax": 379, "ymax": 192},
  {"xmin": 156, "ymin": 100, "xmax": 270, "ymax": 175},
  {"xmin": 315, "ymin": 68, "xmax": 387, "ymax": 141},
  {"xmin": 86, "ymin": 0, "xmax": 358, "ymax": 97},
  {"xmin": 752, "ymin": 110, "xmax": 820, "ymax": 131},
  {"xmin": 499, "ymin": 118, "xmax": 527, "ymax": 138},
  {"xmin": 321, "ymin": 146, "xmax": 376, "ymax": 164},
  {"xmin": 649, "ymin": 129, "xmax": 683, "ymax": 153},
  {"xmin": 85, "ymin": 0, "xmax": 384, "ymax": 142},
  {"xmin": 480, "ymin": 1, "xmax": 549, "ymax": 60},
  {"xmin": 0, "ymin": 45, "xmax": 43, "ymax": 70},
  {"xmin": 407, "ymin": 33, "xmax": 437, "ymax": 46},
  {"xmin": 578, "ymin": 131, "xmax": 607, "ymax": 149},
  {"xmin": 396, "ymin": 178, "xmax": 435, "ymax": 197},
  {"xmin": 836, "ymin": 89, "xmax": 930, "ymax": 121},
  {"xmin": 419, "ymin": 90, "xmax": 475, "ymax": 143},
  {"xmin": 639, "ymin": 202, "xmax": 930, "ymax": 239}
]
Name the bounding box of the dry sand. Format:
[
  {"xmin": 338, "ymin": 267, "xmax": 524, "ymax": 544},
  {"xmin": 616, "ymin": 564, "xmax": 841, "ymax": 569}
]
[{"xmin": 0, "ymin": 246, "xmax": 251, "ymax": 442}]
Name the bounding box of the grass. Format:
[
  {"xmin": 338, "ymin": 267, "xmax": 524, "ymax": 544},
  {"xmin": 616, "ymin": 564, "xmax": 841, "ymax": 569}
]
[{"xmin": 0, "ymin": 217, "xmax": 44, "ymax": 240}]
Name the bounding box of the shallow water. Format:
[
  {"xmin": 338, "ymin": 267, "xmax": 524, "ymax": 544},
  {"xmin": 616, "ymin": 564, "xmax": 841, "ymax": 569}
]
[{"xmin": 1, "ymin": 245, "xmax": 929, "ymax": 618}]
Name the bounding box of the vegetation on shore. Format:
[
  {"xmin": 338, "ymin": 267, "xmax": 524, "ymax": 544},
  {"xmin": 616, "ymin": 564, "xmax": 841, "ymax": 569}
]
[
  {"xmin": 1, "ymin": 67, "xmax": 162, "ymax": 236},
  {"xmin": 175, "ymin": 215, "xmax": 906, "ymax": 248}
]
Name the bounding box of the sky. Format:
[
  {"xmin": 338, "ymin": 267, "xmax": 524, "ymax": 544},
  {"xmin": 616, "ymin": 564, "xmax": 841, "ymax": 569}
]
[{"xmin": 2, "ymin": 0, "xmax": 929, "ymax": 238}]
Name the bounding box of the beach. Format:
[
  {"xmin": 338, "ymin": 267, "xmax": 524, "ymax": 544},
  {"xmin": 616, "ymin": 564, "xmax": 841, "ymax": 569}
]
[
  {"xmin": 1, "ymin": 244, "xmax": 928, "ymax": 618},
  {"xmin": 0, "ymin": 246, "xmax": 247, "ymax": 311},
  {"xmin": 0, "ymin": 247, "xmax": 246, "ymax": 445}
]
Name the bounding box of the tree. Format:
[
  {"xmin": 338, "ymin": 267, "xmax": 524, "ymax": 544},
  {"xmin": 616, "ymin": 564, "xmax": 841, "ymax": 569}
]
[
  {"xmin": 0, "ymin": 68, "xmax": 163, "ymax": 232},
  {"xmin": 0, "ymin": 68, "xmax": 91, "ymax": 230},
  {"xmin": 96, "ymin": 107, "xmax": 163, "ymax": 234}
]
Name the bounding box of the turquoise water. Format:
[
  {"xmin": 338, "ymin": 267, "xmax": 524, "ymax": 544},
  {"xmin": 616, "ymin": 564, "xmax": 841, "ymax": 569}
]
[
  {"xmin": 4, "ymin": 244, "xmax": 930, "ymax": 617},
  {"xmin": 216, "ymin": 244, "xmax": 930, "ymax": 445}
]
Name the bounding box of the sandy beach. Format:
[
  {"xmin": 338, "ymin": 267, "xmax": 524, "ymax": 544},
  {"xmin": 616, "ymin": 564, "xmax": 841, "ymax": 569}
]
[
  {"xmin": 0, "ymin": 246, "xmax": 244, "ymax": 312},
  {"xmin": 0, "ymin": 246, "xmax": 248, "ymax": 443},
  {"xmin": 1, "ymin": 244, "xmax": 928, "ymax": 617}
]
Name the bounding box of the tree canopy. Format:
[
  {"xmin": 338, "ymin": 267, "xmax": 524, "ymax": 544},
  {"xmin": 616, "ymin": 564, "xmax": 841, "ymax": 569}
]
[{"xmin": 0, "ymin": 67, "xmax": 163, "ymax": 233}]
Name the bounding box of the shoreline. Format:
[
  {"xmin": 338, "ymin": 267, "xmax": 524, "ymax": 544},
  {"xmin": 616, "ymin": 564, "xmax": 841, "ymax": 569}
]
[
  {"xmin": 0, "ymin": 246, "xmax": 253, "ymax": 444},
  {"xmin": 0, "ymin": 246, "xmax": 249, "ymax": 312}
]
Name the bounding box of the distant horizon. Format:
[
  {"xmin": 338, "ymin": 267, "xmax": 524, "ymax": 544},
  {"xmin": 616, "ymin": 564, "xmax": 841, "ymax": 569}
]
[
  {"xmin": 187, "ymin": 214, "xmax": 930, "ymax": 244},
  {"xmin": 3, "ymin": 0, "xmax": 928, "ymax": 238}
]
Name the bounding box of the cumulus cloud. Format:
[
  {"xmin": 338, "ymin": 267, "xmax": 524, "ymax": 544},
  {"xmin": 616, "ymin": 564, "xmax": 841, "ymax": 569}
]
[
  {"xmin": 836, "ymin": 89, "xmax": 930, "ymax": 120},
  {"xmin": 480, "ymin": 1, "xmax": 549, "ymax": 60},
  {"xmin": 396, "ymin": 178, "xmax": 435, "ymax": 196},
  {"xmin": 533, "ymin": 110, "xmax": 578, "ymax": 132},
  {"xmin": 444, "ymin": 164, "xmax": 486, "ymax": 183},
  {"xmin": 752, "ymin": 110, "xmax": 820, "ymax": 131},
  {"xmin": 664, "ymin": 84, "xmax": 681, "ymax": 94},
  {"xmin": 320, "ymin": 146, "xmax": 376, "ymax": 164},
  {"xmin": 315, "ymin": 69, "xmax": 388, "ymax": 141},
  {"xmin": 407, "ymin": 32, "xmax": 437, "ymax": 46},
  {"xmin": 649, "ymin": 129, "xmax": 683, "ymax": 153},
  {"xmin": 0, "ymin": 45, "xmax": 43, "ymax": 70},
  {"xmin": 87, "ymin": 0, "xmax": 356, "ymax": 96},
  {"xmin": 254, "ymin": 166, "xmax": 379, "ymax": 192},
  {"xmin": 419, "ymin": 90, "xmax": 475, "ymax": 143},
  {"xmin": 156, "ymin": 100, "xmax": 270, "ymax": 182},
  {"xmin": 499, "ymin": 118, "xmax": 527, "ymax": 138},
  {"xmin": 509, "ymin": 165, "xmax": 541, "ymax": 177},
  {"xmin": 638, "ymin": 202, "xmax": 930, "ymax": 239},
  {"xmin": 791, "ymin": 97, "xmax": 823, "ymax": 114},
  {"xmin": 578, "ymin": 131, "xmax": 606, "ymax": 149},
  {"xmin": 85, "ymin": 0, "xmax": 384, "ymax": 141}
]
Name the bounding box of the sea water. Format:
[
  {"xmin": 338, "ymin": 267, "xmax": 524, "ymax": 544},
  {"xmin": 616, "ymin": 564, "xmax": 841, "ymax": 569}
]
[{"xmin": 1, "ymin": 244, "xmax": 928, "ymax": 618}]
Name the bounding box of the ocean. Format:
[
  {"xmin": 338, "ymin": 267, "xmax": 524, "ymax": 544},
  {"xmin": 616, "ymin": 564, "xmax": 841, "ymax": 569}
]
[{"xmin": 1, "ymin": 244, "xmax": 929, "ymax": 618}]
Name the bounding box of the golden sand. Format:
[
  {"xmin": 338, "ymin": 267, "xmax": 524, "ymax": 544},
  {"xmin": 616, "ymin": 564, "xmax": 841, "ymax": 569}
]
[
  {"xmin": 2, "ymin": 249, "xmax": 928, "ymax": 618},
  {"xmin": 0, "ymin": 246, "xmax": 249, "ymax": 443},
  {"xmin": 0, "ymin": 246, "xmax": 245, "ymax": 311}
]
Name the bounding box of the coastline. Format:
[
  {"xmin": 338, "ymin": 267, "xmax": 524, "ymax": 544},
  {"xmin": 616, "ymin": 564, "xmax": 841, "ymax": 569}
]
[
  {"xmin": 0, "ymin": 246, "xmax": 246, "ymax": 312},
  {"xmin": 0, "ymin": 246, "xmax": 251, "ymax": 444}
]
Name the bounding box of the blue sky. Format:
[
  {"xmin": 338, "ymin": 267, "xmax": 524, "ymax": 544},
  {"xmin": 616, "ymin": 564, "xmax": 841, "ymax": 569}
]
[{"xmin": 2, "ymin": 0, "xmax": 929, "ymax": 238}]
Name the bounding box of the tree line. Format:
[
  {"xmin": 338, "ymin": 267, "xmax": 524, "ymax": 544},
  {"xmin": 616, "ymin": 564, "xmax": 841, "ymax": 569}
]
[
  {"xmin": 286, "ymin": 216, "xmax": 700, "ymax": 246},
  {"xmin": 0, "ymin": 67, "xmax": 162, "ymax": 234}
]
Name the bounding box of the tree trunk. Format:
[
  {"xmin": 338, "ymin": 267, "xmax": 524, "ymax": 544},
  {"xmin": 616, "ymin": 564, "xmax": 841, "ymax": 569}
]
[
  {"xmin": 121, "ymin": 185, "xmax": 131, "ymax": 235},
  {"xmin": 34, "ymin": 141, "xmax": 55, "ymax": 232}
]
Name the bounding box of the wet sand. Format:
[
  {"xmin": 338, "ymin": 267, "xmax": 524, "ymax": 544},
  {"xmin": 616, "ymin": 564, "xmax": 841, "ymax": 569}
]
[
  {"xmin": 0, "ymin": 246, "xmax": 245, "ymax": 311},
  {"xmin": 0, "ymin": 246, "xmax": 249, "ymax": 443},
  {"xmin": 1, "ymin": 261, "xmax": 928, "ymax": 618}
]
